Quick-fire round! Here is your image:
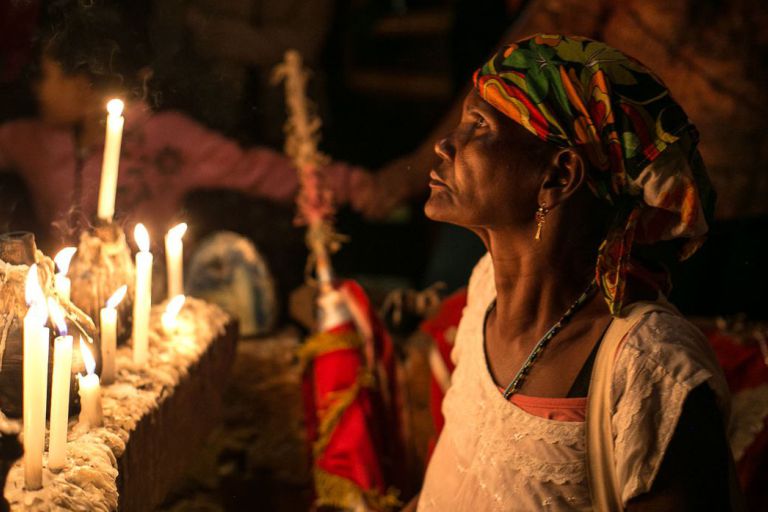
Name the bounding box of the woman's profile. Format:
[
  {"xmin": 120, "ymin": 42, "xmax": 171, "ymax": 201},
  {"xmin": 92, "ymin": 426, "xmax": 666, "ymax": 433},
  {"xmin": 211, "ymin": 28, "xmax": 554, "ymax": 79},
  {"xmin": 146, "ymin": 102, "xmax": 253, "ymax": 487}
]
[{"xmin": 408, "ymin": 34, "xmax": 742, "ymax": 511}]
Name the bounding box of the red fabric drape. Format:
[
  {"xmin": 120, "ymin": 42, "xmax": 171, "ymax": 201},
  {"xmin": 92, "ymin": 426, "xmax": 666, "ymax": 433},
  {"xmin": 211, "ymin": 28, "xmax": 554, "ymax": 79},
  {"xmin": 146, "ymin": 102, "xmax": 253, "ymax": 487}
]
[{"xmin": 301, "ymin": 280, "xmax": 403, "ymax": 510}]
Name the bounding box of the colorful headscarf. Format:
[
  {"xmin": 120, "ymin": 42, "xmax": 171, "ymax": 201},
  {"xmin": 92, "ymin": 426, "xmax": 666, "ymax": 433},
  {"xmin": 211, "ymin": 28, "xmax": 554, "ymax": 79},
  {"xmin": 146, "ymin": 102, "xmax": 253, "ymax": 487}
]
[{"xmin": 473, "ymin": 34, "xmax": 715, "ymax": 315}]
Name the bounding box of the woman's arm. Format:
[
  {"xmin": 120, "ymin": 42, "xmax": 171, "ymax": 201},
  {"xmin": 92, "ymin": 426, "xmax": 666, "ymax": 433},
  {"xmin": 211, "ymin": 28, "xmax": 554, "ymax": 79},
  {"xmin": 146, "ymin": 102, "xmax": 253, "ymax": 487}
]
[
  {"xmin": 149, "ymin": 111, "xmax": 366, "ymax": 205},
  {"xmin": 626, "ymin": 384, "xmax": 742, "ymax": 511}
]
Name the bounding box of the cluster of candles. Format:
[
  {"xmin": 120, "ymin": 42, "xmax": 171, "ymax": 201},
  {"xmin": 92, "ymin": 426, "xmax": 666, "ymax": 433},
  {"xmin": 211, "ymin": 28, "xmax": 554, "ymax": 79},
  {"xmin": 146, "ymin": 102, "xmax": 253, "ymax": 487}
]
[
  {"xmin": 21, "ymin": 98, "xmax": 190, "ymax": 490},
  {"xmin": 22, "ymin": 263, "xmax": 104, "ymax": 488}
]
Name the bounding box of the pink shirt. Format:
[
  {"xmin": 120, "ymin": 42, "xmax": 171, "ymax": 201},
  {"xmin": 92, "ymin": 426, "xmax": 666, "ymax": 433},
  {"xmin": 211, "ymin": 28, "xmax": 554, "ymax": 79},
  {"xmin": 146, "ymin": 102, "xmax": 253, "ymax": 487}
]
[
  {"xmin": 0, "ymin": 102, "xmax": 364, "ymax": 239},
  {"xmin": 508, "ymin": 393, "xmax": 586, "ymax": 422}
]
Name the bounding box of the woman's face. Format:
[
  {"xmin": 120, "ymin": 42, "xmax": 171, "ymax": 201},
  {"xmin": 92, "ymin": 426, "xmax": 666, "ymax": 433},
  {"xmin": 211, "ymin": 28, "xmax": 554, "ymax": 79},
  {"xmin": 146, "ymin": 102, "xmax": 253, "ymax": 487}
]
[
  {"xmin": 425, "ymin": 89, "xmax": 549, "ymax": 230},
  {"xmin": 35, "ymin": 56, "xmax": 93, "ymax": 126}
]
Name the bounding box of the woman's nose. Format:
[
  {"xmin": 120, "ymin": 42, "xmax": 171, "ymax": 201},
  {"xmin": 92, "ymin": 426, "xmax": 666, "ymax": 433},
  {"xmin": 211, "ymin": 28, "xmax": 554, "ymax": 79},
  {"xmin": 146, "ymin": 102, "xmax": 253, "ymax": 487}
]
[{"xmin": 434, "ymin": 135, "xmax": 455, "ymax": 161}]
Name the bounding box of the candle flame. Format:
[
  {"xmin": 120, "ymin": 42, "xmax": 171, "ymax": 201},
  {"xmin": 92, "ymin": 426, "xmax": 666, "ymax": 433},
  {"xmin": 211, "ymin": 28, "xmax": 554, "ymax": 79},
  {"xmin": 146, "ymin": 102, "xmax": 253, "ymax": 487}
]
[
  {"xmin": 25, "ymin": 263, "xmax": 45, "ymax": 306},
  {"xmin": 47, "ymin": 297, "xmax": 67, "ymax": 336},
  {"xmin": 54, "ymin": 247, "xmax": 77, "ymax": 276},
  {"xmin": 166, "ymin": 222, "xmax": 188, "ymax": 241},
  {"xmin": 106, "ymin": 285, "xmax": 128, "ymax": 309},
  {"xmin": 26, "ymin": 301, "xmax": 48, "ymax": 326},
  {"xmin": 80, "ymin": 338, "xmax": 96, "ymax": 375},
  {"xmin": 134, "ymin": 223, "xmax": 150, "ymax": 252},
  {"xmin": 165, "ymin": 294, "xmax": 186, "ymax": 317},
  {"xmin": 106, "ymin": 98, "xmax": 124, "ymax": 117},
  {"xmin": 161, "ymin": 294, "xmax": 186, "ymax": 332}
]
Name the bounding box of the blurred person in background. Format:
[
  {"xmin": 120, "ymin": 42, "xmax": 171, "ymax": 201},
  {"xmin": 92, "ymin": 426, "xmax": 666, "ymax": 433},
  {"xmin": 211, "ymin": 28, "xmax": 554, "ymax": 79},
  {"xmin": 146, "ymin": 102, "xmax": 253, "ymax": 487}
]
[{"xmin": 0, "ymin": 2, "xmax": 369, "ymax": 248}]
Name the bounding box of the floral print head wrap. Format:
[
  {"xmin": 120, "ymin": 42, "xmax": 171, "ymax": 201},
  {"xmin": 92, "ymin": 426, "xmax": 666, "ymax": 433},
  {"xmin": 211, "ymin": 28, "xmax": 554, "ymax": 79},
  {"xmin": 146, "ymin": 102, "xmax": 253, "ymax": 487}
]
[{"xmin": 473, "ymin": 34, "xmax": 715, "ymax": 315}]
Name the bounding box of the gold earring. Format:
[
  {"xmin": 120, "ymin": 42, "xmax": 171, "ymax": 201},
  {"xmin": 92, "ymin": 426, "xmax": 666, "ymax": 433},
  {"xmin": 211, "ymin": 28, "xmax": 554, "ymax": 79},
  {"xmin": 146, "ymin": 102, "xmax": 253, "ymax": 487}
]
[{"xmin": 534, "ymin": 204, "xmax": 549, "ymax": 241}]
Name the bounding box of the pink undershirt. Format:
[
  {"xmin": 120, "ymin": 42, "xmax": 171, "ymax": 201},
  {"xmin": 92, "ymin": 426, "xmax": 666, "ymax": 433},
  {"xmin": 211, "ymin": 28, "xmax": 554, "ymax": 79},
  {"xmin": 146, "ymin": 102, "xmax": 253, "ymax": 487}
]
[{"xmin": 499, "ymin": 388, "xmax": 587, "ymax": 422}]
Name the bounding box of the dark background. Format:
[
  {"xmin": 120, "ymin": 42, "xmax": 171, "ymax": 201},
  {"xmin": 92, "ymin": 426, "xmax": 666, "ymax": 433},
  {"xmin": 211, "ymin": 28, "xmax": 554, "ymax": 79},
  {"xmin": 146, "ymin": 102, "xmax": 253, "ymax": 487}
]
[{"xmin": 1, "ymin": 0, "xmax": 767, "ymax": 319}]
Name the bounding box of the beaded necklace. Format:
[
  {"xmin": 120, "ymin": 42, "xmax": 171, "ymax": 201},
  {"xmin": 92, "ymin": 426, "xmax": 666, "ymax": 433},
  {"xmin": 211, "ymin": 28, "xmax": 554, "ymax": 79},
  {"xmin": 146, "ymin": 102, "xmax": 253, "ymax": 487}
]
[{"xmin": 500, "ymin": 280, "xmax": 598, "ymax": 399}]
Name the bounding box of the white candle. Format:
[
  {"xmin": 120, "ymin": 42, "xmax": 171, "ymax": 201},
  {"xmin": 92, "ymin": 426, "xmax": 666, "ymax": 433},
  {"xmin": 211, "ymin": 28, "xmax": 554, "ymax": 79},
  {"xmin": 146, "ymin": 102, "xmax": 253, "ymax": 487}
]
[
  {"xmin": 53, "ymin": 247, "xmax": 76, "ymax": 301},
  {"xmin": 165, "ymin": 222, "xmax": 187, "ymax": 299},
  {"xmin": 23, "ymin": 265, "xmax": 49, "ymax": 490},
  {"xmin": 161, "ymin": 295, "xmax": 186, "ymax": 334},
  {"xmin": 97, "ymin": 99, "xmax": 125, "ymax": 222},
  {"xmin": 77, "ymin": 340, "xmax": 103, "ymax": 429},
  {"xmin": 100, "ymin": 285, "xmax": 127, "ymax": 385},
  {"xmin": 47, "ymin": 299, "xmax": 72, "ymax": 472},
  {"xmin": 132, "ymin": 223, "xmax": 152, "ymax": 365}
]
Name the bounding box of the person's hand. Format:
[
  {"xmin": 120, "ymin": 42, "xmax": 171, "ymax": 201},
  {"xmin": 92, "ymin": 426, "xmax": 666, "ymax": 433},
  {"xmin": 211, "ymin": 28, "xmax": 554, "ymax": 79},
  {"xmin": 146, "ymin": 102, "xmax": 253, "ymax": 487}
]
[{"xmin": 351, "ymin": 154, "xmax": 430, "ymax": 220}]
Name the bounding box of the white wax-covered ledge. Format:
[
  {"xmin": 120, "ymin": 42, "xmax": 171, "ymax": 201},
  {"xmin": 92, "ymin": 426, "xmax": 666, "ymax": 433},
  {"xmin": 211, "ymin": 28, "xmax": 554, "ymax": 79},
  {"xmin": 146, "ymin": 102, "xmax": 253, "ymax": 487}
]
[{"xmin": 4, "ymin": 297, "xmax": 231, "ymax": 511}]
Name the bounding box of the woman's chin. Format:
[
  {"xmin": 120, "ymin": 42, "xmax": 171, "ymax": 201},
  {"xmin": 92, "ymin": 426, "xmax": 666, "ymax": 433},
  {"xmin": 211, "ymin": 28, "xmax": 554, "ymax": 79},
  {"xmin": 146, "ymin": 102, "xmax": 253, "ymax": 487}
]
[{"xmin": 424, "ymin": 193, "xmax": 459, "ymax": 223}]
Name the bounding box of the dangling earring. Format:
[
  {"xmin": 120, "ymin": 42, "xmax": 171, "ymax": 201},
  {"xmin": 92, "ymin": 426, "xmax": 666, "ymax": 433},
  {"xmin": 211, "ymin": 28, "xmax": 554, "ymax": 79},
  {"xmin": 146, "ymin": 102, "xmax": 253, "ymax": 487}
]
[{"xmin": 534, "ymin": 203, "xmax": 549, "ymax": 241}]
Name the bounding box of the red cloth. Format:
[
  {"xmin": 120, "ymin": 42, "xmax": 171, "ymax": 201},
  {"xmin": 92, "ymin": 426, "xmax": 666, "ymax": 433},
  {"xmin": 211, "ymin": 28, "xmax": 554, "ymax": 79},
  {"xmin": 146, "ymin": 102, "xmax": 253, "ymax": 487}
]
[
  {"xmin": 706, "ymin": 329, "xmax": 768, "ymax": 510},
  {"xmin": 302, "ymin": 280, "xmax": 403, "ymax": 507},
  {"xmin": 420, "ymin": 289, "xmax": 466, "ymax": 452}
]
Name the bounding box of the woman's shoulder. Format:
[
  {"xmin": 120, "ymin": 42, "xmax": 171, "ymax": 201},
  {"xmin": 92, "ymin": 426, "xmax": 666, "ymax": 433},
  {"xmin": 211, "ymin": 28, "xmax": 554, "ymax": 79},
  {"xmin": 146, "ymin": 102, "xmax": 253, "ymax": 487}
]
[
  {"xmin": 609, "ymin": 301, "xmax": 731, "ymax": 503},
  {"xmin": 617, "ymin": 304, "xmax": 725, "ymax": 391}
]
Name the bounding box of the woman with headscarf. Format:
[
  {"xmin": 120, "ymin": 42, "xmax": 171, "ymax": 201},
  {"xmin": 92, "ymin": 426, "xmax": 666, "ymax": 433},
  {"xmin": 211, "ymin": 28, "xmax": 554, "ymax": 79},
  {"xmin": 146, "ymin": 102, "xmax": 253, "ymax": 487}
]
[{"xmin": 407, "ymin": 35, "xmax": 742, "ymax": 511}]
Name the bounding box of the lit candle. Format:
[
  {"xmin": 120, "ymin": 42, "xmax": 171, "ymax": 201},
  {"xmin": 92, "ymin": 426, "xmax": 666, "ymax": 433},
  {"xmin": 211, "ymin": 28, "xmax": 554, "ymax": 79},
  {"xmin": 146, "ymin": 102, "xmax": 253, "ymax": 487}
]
[
  {"xmin": 132, "ymin": 223, "xmax": 152, "ymax": 365},
  {"xmin": 100, "ymin": 285, "xmax": 127, "ymax": 385},
  {"xmin": 165, "ymin": 222, "xmax": 187, "ymax": 299},
  {"xmin": 47, "ymin": 298, "xmax": 72, "ymax": 472},
  {"xmin": 161, "ymin": 295, "xmax": 186, "ymax": 334},
  {"xmin": 53, "ymin": 247, "xmax": 76, "ymax": 301},
  {"xmin": 23, "ymin": 264, "xmax": 49, "ymax": 490},
  {"xmin": 77, "ymin": 340, "xmax": 103, "ymax": 429},
  {"xmin": 97, "ymin": 99, "xmax": 125, "ymax": 222}
]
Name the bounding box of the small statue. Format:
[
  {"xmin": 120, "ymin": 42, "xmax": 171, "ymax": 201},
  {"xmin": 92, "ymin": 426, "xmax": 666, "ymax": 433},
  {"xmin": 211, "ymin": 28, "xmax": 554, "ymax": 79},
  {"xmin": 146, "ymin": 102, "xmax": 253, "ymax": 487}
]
[{"xmin": 68, "ymin": 221, "xmax": 135, "ymax": 345}]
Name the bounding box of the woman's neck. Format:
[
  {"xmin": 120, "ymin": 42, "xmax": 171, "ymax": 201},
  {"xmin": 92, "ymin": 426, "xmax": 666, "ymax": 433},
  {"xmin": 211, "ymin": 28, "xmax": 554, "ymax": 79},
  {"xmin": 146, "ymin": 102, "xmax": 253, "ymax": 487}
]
[{"xmin": 483, "ymin": 222, "xmax": 597, "ymax": 338}]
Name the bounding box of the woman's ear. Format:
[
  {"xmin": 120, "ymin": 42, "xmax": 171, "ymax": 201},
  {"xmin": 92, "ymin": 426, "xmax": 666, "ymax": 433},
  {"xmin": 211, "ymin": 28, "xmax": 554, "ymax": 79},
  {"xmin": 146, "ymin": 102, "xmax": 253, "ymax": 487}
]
[{"xmin": 538, "ymin": 148, "xmax": 586, "ymax": 208}]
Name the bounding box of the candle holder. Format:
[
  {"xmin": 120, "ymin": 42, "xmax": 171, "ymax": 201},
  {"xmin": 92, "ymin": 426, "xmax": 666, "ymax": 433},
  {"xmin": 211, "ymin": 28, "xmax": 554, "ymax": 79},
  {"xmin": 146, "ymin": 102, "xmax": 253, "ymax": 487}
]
[
  {"xmin": 69, "ymin": 221, "xmax": 135, "ymax": 351},
  {"xmin": 0, "ymin": 232, "xmax": 95, "ymax": 419}
]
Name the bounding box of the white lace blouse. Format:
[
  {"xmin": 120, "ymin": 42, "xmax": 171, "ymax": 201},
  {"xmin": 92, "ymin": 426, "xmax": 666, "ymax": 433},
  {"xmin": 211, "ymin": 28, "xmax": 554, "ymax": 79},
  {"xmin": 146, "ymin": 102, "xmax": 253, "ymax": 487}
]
[{"xmin": 418, "ymin": 253, "xmax": 729, "ymax": 511}]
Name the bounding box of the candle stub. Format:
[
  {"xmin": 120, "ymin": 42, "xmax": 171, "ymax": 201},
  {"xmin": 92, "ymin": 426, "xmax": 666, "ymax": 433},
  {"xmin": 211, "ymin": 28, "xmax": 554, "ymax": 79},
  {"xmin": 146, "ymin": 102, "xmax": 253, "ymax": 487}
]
[
  {"xmin": 100, "ymin": 285, "xmax": 126, "ymax": 385},
  {"xmin": 78, "ymin": 339, "xmax": 103, "ymax": 429},
  {"xmin": 162, "ymin": 294, "xmax": 186, "ymax": 334},
  {"xmin": 165, "ymin": 222, "xmax": 187, "ymax": 299}
]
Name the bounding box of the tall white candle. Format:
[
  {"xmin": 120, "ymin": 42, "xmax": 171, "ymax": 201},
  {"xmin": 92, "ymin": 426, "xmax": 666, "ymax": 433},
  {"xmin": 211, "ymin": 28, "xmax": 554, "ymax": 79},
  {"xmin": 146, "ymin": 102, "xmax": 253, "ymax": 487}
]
[
  {"xmin": 165, "ymin": 222, "xmax": 187, "ymax": 299},
  {"xmin": 47, "ymin": 298, "xmax": 72, "ymax": 472},
  {"xmin": 23, "ymin": 265, "xmax": 49, "ymax": 490},
  {"xmin": 97, "ymin": 99, "xmax": 125, "ymax": 222},
  {"xmin": 53, "ymin": 247, "xmax": 76, "ymax": 301},
  {"xmin": 77, "ymin": 340, "xmax": 103, "ymax": 429},
  {"xmin": 100, "ymin": 285, "xmax": 127, "ymax": 385},
  {"xmin": 132, "ymin": 223, "xmax": 152, "ymax": 365}
]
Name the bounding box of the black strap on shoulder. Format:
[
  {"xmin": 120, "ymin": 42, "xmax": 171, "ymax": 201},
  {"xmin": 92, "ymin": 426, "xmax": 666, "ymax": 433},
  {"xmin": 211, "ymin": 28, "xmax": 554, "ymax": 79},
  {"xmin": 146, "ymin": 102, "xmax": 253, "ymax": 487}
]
[{"xmin": 567, "ymin": 321, "xmax": 611, "ymax": 398}]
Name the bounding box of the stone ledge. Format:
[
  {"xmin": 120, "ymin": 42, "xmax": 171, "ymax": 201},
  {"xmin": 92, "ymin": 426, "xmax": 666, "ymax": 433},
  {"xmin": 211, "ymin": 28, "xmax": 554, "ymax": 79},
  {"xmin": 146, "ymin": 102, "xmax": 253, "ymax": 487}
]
[{"xmin": 5, "ymin": 298, "xmax": 237, "ymax": 511}]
